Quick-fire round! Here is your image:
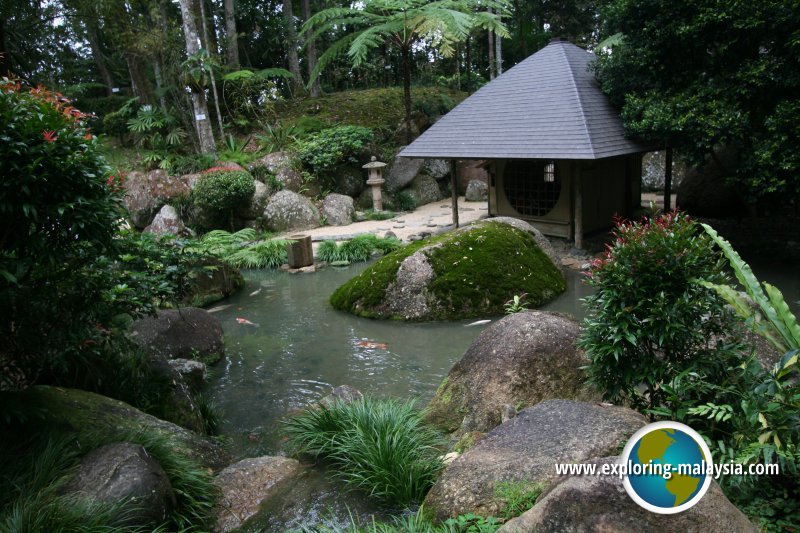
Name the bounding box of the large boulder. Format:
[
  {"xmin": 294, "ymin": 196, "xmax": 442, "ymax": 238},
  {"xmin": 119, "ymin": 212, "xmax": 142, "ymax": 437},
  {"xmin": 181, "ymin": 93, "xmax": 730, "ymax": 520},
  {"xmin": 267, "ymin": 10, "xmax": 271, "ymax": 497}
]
[
  {"xmin": 144, "ymin": 204, "xmax": 189, "ymax": 236},
  {"xmin": 499, "ymin": 457, "xmax": 756, "ymax": 533},
  {"xmin": 123, "ymin": 169, "xmax": 190, "ymax": 229},
  {"xmin": 63, "ymin": 443, "xmax": 176, "ymax": 528},
  {"xmin": 423, "ymin": 400, "xmax": 646, "ymax": 520},
  {"xmin": 456, "ymin": 160, "xmax": 489, "ymax": 195},
  {"xmin": 322, "ymin": 193, "xmax": 355, "ymax": 226},
  {"xmin": 130, "ymin": 307, "xmax": 225, "ymax": 365},
  {"xmin": 424, "ymin": 159, "xmax": 451, "ymax": 180},
  {"xmin": 426, "ymin": 311, "xmax": 596, "ymax": 435},
  {"xmin": 147, "ymin": 355, "xmax": 205, "ymax": 432},
  {"xmin": 465, "ymin": 180, "xmax": 488, "ymax": 202},
  {"xmin": 333, "ymin": 166, "xmax": 366, "ymax": 198},
  {"xmin": 406, "ymin": 174, "xmax": 443, "ymax": 206},
  {"xmin": 183, "ymin": 257, "xmax": 245, "ymax": 308},
  {"xmin": 677, "ymin": 147, "xmax": 746, "ymax": 218},
  {"xmin": 214, "ymin": 456, "xmax": 304, "ymax": 533},
  {"xmin": 20, "ymin": 386, "xmax": 229, "ymax": 470},
  {"xmin": 236, "ymin": 180, "xmax": 271, "ymax": 221},
  {"xmin": 330, "ymin": 219, "xmax": 566, "ymax": 321},
  {"xmin": 168, "ymin": 358, "xmax": 207, "ymax": 392},
  {"xmin": 249, "ymin": 152, "xmax": 304, "ymax": 192},
  {"xmin": 386, "ymin": 154, "xmax": 424, "ymax": 191},
  {"xmin": 263, "ymin": 190, "xmax": 321, "ymax": 233}
]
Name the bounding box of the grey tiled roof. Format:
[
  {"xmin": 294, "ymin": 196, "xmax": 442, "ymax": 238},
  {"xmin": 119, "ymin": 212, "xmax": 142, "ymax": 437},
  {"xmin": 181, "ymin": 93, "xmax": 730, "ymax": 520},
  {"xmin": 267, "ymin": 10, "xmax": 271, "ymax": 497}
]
[{"xmin": 400, "ymin": 41, "xmax": 651, "ymax": 160}]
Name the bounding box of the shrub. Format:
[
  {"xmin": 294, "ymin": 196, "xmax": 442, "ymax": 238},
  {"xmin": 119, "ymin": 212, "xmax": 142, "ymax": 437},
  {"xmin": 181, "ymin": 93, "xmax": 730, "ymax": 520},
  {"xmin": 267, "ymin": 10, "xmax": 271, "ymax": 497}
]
[
  {"xmin": 579, "ymin": 212, "xmax": 733, "ymax": 413},
  {"xmin": 295, "ymin": 125, "xmax": 373, "ymax": 189},
  {"xmin": 284, "ymin": 397, "xmax": 445, "ymax": 507},
  {"xmin": 192, "ymin": 169, "xmax": 255, "ymax": 229},
  {"xmin": 0, "ymin": 79, "xmax": 122, "ymax": 390}
]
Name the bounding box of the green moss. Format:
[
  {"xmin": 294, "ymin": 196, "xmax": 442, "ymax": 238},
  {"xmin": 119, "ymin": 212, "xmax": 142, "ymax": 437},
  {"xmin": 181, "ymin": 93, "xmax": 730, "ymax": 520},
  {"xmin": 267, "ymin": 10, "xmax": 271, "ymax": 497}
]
[
  {"xmin": 424, "ymin": 222, "xmax": 565, "ymax": 319},
  {"xmin": 330, "ymin": 239, "xmax": 428, "ymax": 315},
  {"xmin": 453, "ymin": 431, "xmax": 484, "ymax": 454},
  {"xmin": 330, "ymin": 221, "xmax": 566, "ymax": 321},
  {"xmin": 276, "ymin": 87, "xmax": 467, "ymax": 137}
]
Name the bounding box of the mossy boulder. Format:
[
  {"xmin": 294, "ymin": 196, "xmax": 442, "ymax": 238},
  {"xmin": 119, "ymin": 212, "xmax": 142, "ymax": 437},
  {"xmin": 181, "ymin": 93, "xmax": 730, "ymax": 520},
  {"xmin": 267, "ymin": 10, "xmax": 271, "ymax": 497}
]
[
  {"xmin": 183, "ymin": 257, "xmax": 245, "ymax": 308},
  {"xmin": 15, "ymin": 386, "xmax": 229, "ymax": 470},
  {"xmin": 426, "ymin": 311, "xmax": 597, "ymax": 436},
  {"xmin": 330, "ymin": 220, "xmax": 566, "ymax": 321}
]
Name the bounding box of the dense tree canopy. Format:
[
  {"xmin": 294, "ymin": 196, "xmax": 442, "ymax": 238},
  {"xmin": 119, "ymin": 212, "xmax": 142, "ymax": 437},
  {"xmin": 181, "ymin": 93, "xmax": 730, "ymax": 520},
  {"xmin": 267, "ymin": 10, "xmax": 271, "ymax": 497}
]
[{"xmin": 596, "ymin": 0, "xmax": 800, "ymax": 199}]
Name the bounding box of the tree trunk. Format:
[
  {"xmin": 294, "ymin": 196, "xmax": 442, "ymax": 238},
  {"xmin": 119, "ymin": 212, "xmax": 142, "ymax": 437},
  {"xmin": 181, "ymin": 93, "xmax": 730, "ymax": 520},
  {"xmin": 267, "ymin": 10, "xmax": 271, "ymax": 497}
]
[
  {"xmin": 487, "ymin": 9, "xmax": 495, "ymax": 80},
  {"xmin": 466, "ymin": 35, "xmax": 472, "ymax": 93},
  {"xmin": 178, "ymin": 0, "xmax": 216, "ymax": 155},
  {"xmin": 198, "ymin": 0, "xmax": 225, "ymax": 139},
  {"xmin": 0, "ymin": 18, "xmax": 8, "ymax": 77},
  {"xmin": 85, "ymin": 22, "xmax": 115, "ymax": 95},
  {"xmin": 402, "ymin": 44, "xmax": 412, "ymax": 144},
  {"xmin": 282, "ymin": 0, "xmax": 304, "ymax": 94},
  {"xmin": 202, "ymin": 0, "xmax": 219, "ymax": 53},
  {"xmin": 153, "ymin": 60, "xmax": 168, "ymax": 114},
  {"xmin": 300, "ymin": 0, "xmax": 320, "ymax": 97},
  {"xmin": 125, "ymin": 53, "xmax": 154, "ymax": 104},
  {"xmin": 495, "ymin": 23, "xmax": 503, "ymax": 76},
  {"xmin": 223, "ymin": 0, "xmax": 239, "ymax": 68},
  {"xmin": 664, "ymin": 147, "xmax": 673, "ymax": 212}
]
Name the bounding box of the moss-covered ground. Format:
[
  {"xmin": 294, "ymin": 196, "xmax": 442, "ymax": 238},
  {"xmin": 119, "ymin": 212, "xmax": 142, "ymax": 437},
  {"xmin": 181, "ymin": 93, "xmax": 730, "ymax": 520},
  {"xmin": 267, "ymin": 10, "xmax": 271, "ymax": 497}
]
[
  {"xmin": 275, "ymin": 87, "xmax": 467, "ymax": 137},
  {"xmin": 330, "ymin": 221, "xmax": 566, "ymax": 320}
]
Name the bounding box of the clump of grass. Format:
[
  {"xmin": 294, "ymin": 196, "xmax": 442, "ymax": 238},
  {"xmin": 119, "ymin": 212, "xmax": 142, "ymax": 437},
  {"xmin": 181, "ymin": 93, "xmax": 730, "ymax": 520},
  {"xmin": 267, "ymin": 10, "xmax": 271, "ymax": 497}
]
[
  {"xmin": 0, "ymin": 426, "xmax": 218, "ymax": 532},
  {"xmin": 494, "ymin": 480, "xmax": 546, "ymax": 519},
  {"xmin": 284, "ymin": 397, "xmax": 445, "ymax": 507},
  {"xmin": 188, "ymin": 228, "xmax": 290, "ymax": 268},
  {"xmin": 317, "ymin": 235, "xmax": 402, "ymax": 264}
]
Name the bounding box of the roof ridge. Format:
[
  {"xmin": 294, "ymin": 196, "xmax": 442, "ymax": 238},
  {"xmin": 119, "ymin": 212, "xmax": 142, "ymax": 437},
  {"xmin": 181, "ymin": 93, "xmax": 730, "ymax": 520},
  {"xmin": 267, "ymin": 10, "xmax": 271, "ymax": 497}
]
[{"xmin": 559, "ymin": 43, "xmax": 596, "ymax": 159}]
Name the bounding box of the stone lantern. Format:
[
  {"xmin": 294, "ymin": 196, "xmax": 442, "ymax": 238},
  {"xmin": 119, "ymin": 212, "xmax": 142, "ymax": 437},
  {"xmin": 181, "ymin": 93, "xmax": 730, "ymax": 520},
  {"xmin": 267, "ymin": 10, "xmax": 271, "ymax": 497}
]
[{"xmin": 362, "ymin": 156, "xmax": 387, "ymax": 211}]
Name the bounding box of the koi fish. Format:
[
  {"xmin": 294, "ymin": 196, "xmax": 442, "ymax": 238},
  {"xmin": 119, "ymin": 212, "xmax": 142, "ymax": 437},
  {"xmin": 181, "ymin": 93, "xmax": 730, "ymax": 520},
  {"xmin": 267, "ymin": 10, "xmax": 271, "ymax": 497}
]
[
  {"xmin": 358, "ymin": 340, "xmax": 388, "ymax": 350},
  {"xmin": 465, "ymin": 319, "xmax": 491, "ymax": 327},
  {"xmin": 236, "ymin": 317, "xmax": 259, "ymax": 327},
  {"xmin": 207, "ymin": 304, "xmax": 232, "ymax": 313},
  {"xmin": 249, "ymin": 288, "xmax": 262, "ymax": 297}
]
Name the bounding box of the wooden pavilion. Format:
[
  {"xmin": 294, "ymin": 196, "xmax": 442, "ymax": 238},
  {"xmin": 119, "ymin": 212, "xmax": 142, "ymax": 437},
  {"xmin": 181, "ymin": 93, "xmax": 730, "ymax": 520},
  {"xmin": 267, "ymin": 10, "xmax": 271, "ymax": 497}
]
[{"xmin": 399, "ymin": 39, "xmax": 653, "ymax": 248}]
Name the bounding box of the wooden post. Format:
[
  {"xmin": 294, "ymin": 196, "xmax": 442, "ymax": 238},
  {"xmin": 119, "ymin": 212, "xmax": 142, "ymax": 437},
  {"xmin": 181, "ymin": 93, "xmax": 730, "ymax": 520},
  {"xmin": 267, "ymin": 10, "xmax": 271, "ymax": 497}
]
[
  {"xmin": 450, "ymin": 160, "xmax": 459, "ymax": 228},
  {"xmin": 664, "ymin": 147, "xmax": 673, "ymax": 212},
  {"xmin": 574, "ymin": 170, "xmax": 583, "ymax": 250},
  {"xmin": 287, "ymin": 234, "xmax": 313, "ymax": 268}
]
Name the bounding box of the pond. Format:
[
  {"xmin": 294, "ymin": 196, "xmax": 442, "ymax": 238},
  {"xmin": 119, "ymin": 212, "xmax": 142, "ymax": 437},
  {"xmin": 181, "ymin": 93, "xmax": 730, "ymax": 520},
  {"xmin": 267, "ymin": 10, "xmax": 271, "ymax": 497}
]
[{"xmin": 207, "ymin": 263, "xmax": 593, "ymax": 457}]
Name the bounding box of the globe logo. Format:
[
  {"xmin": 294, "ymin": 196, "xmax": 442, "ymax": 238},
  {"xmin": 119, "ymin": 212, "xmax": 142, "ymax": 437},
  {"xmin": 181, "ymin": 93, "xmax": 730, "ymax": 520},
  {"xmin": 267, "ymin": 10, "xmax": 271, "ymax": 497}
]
[{"xmin": 620, "ymin": 421, "xmax": 713, "ymax": 514}]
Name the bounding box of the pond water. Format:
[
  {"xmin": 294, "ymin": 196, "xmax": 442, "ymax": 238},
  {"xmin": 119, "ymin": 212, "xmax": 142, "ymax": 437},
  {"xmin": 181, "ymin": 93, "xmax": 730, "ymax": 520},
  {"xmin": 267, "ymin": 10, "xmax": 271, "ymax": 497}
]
[{"xmin": 207, "ymin": 263, "xmax": 592, "ymax": 457}]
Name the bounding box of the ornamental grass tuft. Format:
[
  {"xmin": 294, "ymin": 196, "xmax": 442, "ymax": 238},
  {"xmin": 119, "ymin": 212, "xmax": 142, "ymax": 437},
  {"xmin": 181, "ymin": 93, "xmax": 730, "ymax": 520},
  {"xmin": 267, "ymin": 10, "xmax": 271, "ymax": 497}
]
[{"xmin": 284, "ymin": 397, "xmax": 445, "ymax": 507}]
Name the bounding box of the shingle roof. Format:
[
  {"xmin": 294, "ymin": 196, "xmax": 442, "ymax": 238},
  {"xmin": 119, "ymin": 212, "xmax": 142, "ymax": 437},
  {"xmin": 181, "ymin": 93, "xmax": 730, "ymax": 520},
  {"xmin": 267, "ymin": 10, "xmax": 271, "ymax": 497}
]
[{"xmin": 400, "ymin": 40, "xmax": 651, "ymax": 160}]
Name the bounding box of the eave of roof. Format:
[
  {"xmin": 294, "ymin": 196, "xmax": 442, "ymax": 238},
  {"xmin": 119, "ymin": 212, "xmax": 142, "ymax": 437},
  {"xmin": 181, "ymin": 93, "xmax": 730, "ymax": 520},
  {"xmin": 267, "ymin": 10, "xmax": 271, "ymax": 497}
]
[{"xmin": 399, "ymin": 40, "xmax": 652, "ymax": 160}]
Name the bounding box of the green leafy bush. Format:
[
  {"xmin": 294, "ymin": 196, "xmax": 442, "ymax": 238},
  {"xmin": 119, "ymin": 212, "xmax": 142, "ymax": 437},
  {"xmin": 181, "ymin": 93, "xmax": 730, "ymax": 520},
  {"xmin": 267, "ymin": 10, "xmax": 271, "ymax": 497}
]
[
  {"xmin": 193, "ymin": 169, "xmax": 255, "ymax": 212},
  {"xmin": 191, "ymin": 168, "xmax": 255, "ymax": 229},
  {"xmin": 579, "ymin": 212, "xmax": 732, "ymax": 412},
  {"xmin": 413, "ymin": 91, "xmax": 456, "ymax": 118},
  {"xmin": 0, "ymin": 80, "xmax": 122, "ymax": 390},
  {"xmin": 295, "ymin": 125, "xmax": 373, "ymax": 189},
  {"xmin": 285, "ymin": 397, "xmax": 445, "ymax": 507}
]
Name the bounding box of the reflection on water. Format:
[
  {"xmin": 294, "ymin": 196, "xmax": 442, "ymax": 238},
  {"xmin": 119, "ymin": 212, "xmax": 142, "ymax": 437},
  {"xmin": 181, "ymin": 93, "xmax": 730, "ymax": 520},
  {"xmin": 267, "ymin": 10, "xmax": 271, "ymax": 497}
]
[{"xmin": 207, "ymin": 263, "xmax": 589, "ymax": 456}]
